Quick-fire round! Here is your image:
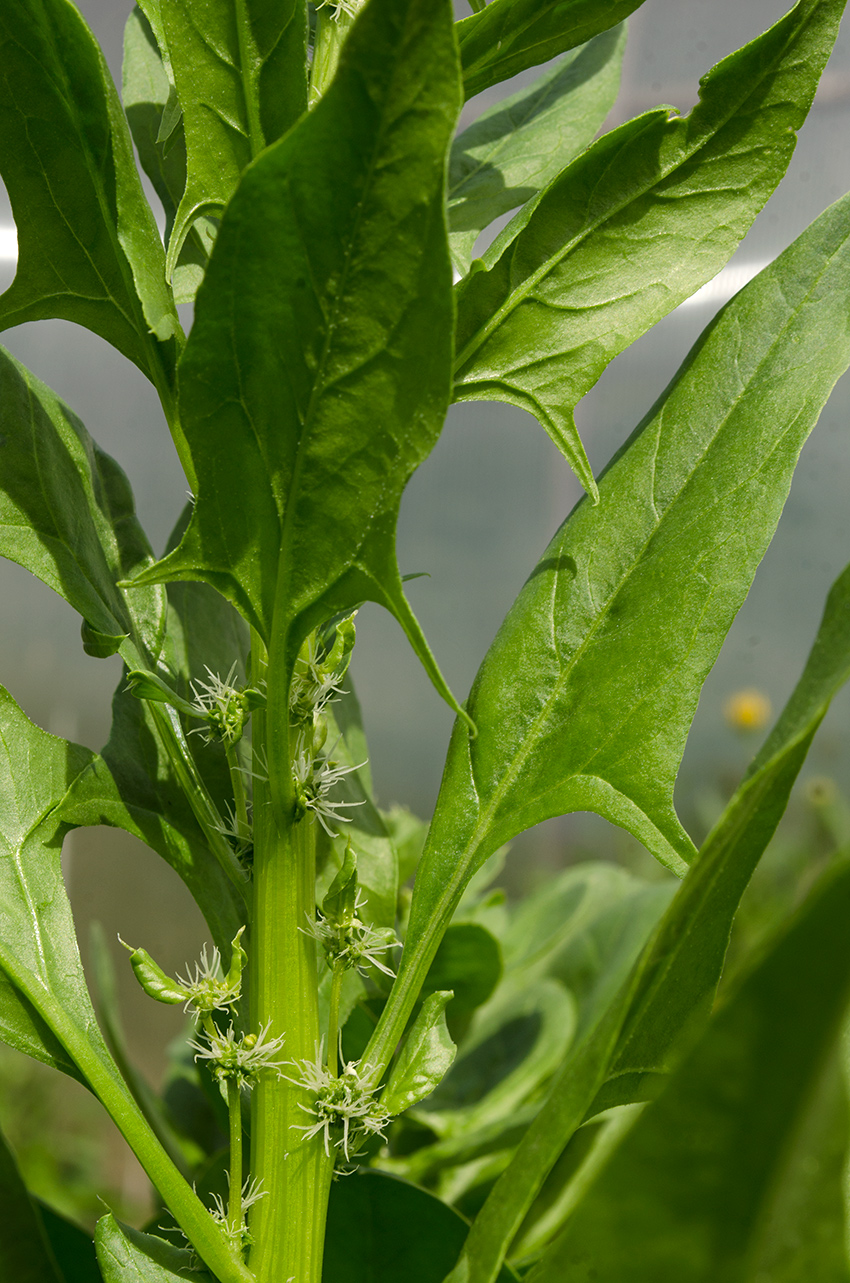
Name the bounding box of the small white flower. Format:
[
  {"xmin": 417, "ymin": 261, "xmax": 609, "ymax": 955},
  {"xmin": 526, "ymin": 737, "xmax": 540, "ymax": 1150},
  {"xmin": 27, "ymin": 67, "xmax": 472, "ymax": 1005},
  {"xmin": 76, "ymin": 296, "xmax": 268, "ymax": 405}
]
[
  {"xmin": 190, "ymin": 663, "xmax": 251, "ymax": 745},
  {"xmin": 176, "ymin": 943, "xmax": 241, "ymax": 1015},
  {"xmin": 191, "ymin": 1021, "xmax": 286, "ymax": 1089},
  {"xmin": 210, "ymin": 1178, "xmax": 267, "ymax": 1252},
  {"xmin": 292, "ymin": 743, "xmax": 365, "ymax": 835},
  {"xmin": 285, "ymin": 1044, "xmax": 391, "ymax": 1162}
]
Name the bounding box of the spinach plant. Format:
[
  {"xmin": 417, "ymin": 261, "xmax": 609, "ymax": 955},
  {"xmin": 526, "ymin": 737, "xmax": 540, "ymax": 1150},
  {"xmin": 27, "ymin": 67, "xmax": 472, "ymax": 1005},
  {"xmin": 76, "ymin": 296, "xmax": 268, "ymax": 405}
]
[{"xmin": 2, "ymin": 0, "xmax": 850, "ymax": 1280}]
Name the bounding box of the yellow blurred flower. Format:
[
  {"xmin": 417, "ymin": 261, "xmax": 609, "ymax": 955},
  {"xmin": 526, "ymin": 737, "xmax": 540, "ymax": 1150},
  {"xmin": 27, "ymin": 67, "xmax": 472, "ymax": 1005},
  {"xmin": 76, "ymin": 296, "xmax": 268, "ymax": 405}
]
[{"xmin": 723, "ymin": 688, "xmax": 772, "ymax": 733}]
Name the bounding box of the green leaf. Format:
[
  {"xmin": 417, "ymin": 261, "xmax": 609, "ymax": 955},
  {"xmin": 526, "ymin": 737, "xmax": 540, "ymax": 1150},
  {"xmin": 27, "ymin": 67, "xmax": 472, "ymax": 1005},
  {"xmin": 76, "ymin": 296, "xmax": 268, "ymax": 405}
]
[
  {"xmin": 449, "ymin": 26, "xmax": 625, "ymax": 274},
  {"xmin": 95, "ymin": 1217, "xmax": 196, "ymax": 1282},
  {"xmin": 323, "ymin": 1170, "xmax": 518, "ymax": 1282},
  {"xmin": 0, "ymin": 0, "xmax": 181, "ymax": 386},
  {"xmin": 457, "ymin": 0, "xmax": 646, "ymax": 99},
  {"xmin": 0, "ymin": 689, "xmax": 251, "ymax": 1283},
  {"xmin": 132, "ymin": 0, "xmax": 466, "ymax": 726},
  {"xmin": 423, "ymin": 924, "xmax": 503, "ymax": 1019},
  {"xmin": 160, "ymin": 0, "xmax": 308, "ymax": 274},
  {"xmin": 529, "ymin": 856, "xmax": 850, "ymax": 1282},
  {"xmin": 121, "ymin": 6, "xmax": 210, "ymax": 307},
  {"xmin": 453, "ymin": 0, "xmax": 845, "ymax": 496},
  {"xmin": 0, "ymin": 683, "xmax": 115, "ymax": 1077},
  {"xmin": 37, "ymin": 1203, "xmax": 102, "ymax": 1283},
  {"xmin": 382, "ymin": 991, "xmax": 457, "ymax": 1116},
  {"xmin": 595, "ymin": 555, "xmax": 850, "ymax": 1114},
  {"xmin": 0, "ymin": 346, "xmax": 166, "ymax": 659},
  {"xmin": 397, "ymin": 188, "xmax": 850, "ymax": 1058},
  {"xmin": 0, "ymin": 1124, "xmax": 65, "ymax": 1283}
]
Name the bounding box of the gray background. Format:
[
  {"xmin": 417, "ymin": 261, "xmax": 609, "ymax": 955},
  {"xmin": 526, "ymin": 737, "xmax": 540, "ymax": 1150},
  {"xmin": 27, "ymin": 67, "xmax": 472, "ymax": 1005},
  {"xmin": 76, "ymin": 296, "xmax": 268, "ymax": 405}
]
[{"xmin": 1, "ymin": 0, "xmax": 849, "ymax": 1210}]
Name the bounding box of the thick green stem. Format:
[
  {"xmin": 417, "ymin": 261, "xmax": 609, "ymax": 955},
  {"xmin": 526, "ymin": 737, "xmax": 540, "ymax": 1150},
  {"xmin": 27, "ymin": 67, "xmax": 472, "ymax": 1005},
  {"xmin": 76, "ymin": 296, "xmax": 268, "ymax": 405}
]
[
  {"xmin": 248, "ymin": 632, "xmax": 335, "ymax": 1281},
  {"xmin": 227, "ymin": 1079, "xmax": 244, "ymax": 1237}
]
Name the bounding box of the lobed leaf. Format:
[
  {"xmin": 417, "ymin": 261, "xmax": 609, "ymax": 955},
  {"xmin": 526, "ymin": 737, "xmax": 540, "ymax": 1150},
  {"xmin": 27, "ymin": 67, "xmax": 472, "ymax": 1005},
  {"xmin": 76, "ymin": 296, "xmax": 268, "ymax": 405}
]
[
  {"xmin": 454, "ymin": 0, "xmax": 846, "ymax": 496},
  {"xmin": 157, "ymin": 0, "xmax": 308, "ymax": 275},
  {"xmin": 529, "ymin": 855, "xmax": 850, "ymax": 1282},
  {"xmin": 364, "ymin": 188, "xmax": 850, "ymax": 1106},
  {"xmin": 594, "ymin": 554, "xmax": 850, "ymax": 1113},
  {"xmin": 456, "ymin": 0, "xmax": 646, "ymax": 99},
  {"xmin": 0, "ymin": 0, "xmax": 180, "ymax": 385},
  {"xmin": 448, "ymin": 26, "xmax": 625, "ymax": 275},
  {"xmin": 133, "ymin": 0, "xmax": 465, "ymax": 723}
]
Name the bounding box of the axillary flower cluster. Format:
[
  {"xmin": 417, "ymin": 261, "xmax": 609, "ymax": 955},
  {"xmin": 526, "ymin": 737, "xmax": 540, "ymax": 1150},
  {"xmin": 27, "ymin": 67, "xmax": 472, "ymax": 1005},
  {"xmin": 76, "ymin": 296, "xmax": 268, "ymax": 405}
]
[{"xmin": 122, "ymin": 927, "xmax": 284, "ymax": 1252}]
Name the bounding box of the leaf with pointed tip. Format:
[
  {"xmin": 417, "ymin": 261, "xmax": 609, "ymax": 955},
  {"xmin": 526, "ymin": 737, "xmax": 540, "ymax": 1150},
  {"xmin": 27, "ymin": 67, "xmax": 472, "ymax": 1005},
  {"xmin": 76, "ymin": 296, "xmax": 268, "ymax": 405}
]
[
  {"xmin": 0, "ymin": 346, "xmax": 166, "ymax": 659},
  {"xmin": 160, "ymin": 0, "xmax": 308, "ymax": 274},
  {"xmin": 457, "ymin": 0, "xmax": 646, "ymax": 99},
  {"xmin": 0, "ymin": 1124, "xmax": 65, "ymax": 1283},
  {"xmin": 0, "ymin": 0, "xmax": 180, "ymax": 383},
  {"xmin": 382, "ymin": 992, "xmax": 457, "ymax": 1116},
  {"xmin": 454, "ymin": 0, "xmax": 845, "ymax": 498},
  {"xmin": 593, "ymin": 555, "xmax": 850, "ymax": 1115},
  {"xmin": 530, "ymin": 856, "xmax": 850, "ymax": 1283},
  {"xmin": 368, "ymin": 188, "xmax": 850, "ymax": 1097},
  {"xmin": 449, "ymin": 26, "xmax": 625, "ymax": 275},
  {"xmin": 95, "ymin": 1217, "xmax": 196, "ymax": 1282},
  {"xmin": 133, "ymin": 0, "xmax": 465, "ymax": 722}
]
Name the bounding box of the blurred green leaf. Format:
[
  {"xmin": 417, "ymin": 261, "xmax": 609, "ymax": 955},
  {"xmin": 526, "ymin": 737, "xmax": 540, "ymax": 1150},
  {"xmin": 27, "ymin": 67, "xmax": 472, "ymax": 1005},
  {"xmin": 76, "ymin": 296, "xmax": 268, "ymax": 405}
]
[
  {"xmin": 423, "ymin": 925, "xmax": 503, "ymax": 1019},
  {"xmin": 448, "ymin": 26, "xmax": 625, "ymax": 274},
  {"xmin": 530, "ymin": 856, "xmax": 850, "ymax": 1282},
  {"xmin": 596, "ymin": 556, "xmax": 850, "ymax": 1113},
  {"xmin": 0, "ymin": 1124, "xmax": 65, "ymax": 1282},
  {"xmin": 323, "ymin": 1170, "xmax": 518, "ymax": 1282},
  {"xmin": 95, "ymin": 1216, "xmax": 196, "ymax": 1282},
  {"xmin": 457, "ymin": 0, "xmax": 645, "ymax": 99},
  {"xmin": 382, "ymin": 992, "xmax": 456, "ymax": 1116},
  {"xmin": 0, "ymin": 347, "xmax": 166, "ymax": 659},
  {"xmin": 0, "ymin": 0, "xmax": 180, "ymax": 384},
  {"xmin": 37, "ymin": 1203, "xmax": 102, "ymax": 1283},
  {"xmin": 454, "ymin": 0, "xmax": 844, "ymax": 496},
  {"xmin": 159, "ymin": 0, "xmax": 308, "ymax": 274},
  {"xmin": 133, "ymin": 0, "xmax": 465, "ymax": 723}
]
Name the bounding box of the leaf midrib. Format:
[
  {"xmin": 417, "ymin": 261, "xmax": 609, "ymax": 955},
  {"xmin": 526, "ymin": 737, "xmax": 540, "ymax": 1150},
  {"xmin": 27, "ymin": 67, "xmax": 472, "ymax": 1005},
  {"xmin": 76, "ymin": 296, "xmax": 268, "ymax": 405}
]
[{"xmin": 452, "ymin": 19, "xmax": 800, "ymax": 379}]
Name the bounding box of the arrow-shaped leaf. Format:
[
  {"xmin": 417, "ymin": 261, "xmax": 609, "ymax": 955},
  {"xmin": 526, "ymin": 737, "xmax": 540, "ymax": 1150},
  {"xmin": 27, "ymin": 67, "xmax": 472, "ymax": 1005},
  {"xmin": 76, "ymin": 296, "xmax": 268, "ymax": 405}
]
[
  {"xmin": 132, "ymin": 0, "xmax": 465, "ymax": 722},
  {"xmin": 454, "ymin": 0, "xmax": 845, "ymax": 496},
  {"xmin": 363, "ymin": 187, "xmax": 850, "ymax": 1091}
]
